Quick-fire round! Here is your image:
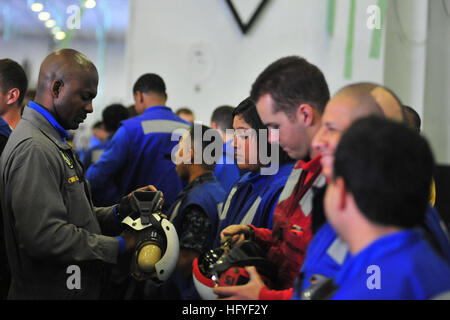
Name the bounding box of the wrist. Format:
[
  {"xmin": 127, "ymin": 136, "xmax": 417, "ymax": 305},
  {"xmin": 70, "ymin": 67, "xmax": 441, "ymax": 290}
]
[{"xmin": 116, "ymin": 236, "xmax": 126, "ymax": 254}]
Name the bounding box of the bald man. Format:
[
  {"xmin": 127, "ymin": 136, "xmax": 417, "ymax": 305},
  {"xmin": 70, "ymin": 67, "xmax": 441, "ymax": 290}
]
[
  {"xmin": 0, "ymin": 49, "xmax": 137, "ymax": 299},
  {"xmin": 294, "ymin": 83, "xmax": 450, "ymax": 299}
]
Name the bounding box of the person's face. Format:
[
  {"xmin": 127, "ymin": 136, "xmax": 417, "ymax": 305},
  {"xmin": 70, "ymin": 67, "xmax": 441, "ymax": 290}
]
[
  {"xmin": 311, "ymin": 96, "xmax": 355, "ymax": 180},
  {"xmin": 256, "ymin": 93, "xmax": 309, "ymax": 160},
  {"xmin": 93, "ymin": 125, "xmax": 108, "ymax": 142},
  {"xmin": 175, "ymin": 131, "xmax": 192, "ymax": 180},
  {"xmin": 232, "ymin": 114, "xmax": 259, "ymax": 172},
  {"xmin": 53, "ymin": 69, "xmax": 98, "ymax": 130}
]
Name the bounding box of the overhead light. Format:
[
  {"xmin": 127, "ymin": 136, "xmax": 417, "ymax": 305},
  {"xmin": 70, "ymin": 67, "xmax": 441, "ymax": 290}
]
[
  {"xmin": 55, "ymin": 31, "xmax": 66, "ymax": 41},
  {"xmin": 85, "ymin": 0, "xmax": 96, "ymax": 9},
  {"xmin": 51, "ymin": 26, "xmax": 61, "ymax": 35},
  {"xmin": 31, "ymin": 2, "xmax": 44, "ymax": 12},
  {"xmin": 38, "ymin": 11, "xmax": 51, "ymax": 21},
  {"xmin": 45, "ymin": 19, "xmax": 56, "ymax": 28}
]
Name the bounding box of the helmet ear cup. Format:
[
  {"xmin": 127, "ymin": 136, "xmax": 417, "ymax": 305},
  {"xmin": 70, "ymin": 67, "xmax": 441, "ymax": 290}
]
[
  {"xmin": 217, "ymin": 267, "xmax": 250, "ymax": 287},
  {"xmin": 137, "ymin": 242, "xmax": 162, "ymax": 272}
]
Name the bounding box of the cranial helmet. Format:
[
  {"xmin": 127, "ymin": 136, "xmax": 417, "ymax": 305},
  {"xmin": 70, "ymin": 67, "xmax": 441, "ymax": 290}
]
[
  {"xmin": 121, "ymin": 191, "xmax": 179, "ymax": 283},
  {"xmin": 192, "ymin": 240, "xmax": 278, "ymax": 300}
]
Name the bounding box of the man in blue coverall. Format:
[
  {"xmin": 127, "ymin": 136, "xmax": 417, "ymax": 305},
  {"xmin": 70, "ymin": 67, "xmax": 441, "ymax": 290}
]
[
  {"xmin": 86, "ymin": 73, "xmax": 191, "ymax": 210},
  {"xmin": 322, "ymin": 117, "xmax": 450, "ymax": 299},
  {"xmin": 151, "ymin": 124, "xmax": 227, "ymax": 299}
]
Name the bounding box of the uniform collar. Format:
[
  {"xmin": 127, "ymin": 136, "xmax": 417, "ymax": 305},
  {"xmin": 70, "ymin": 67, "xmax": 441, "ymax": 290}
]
[
  {"xmin": 184, "ymin": 172, "xmax": 216, "ymax": 191},
  {"xmin": 143, "ymin": 105, "xmax": 172, "ymax": 114},
  {"xmin": 22, "ymin": 105, "xmax": 71, "ymax": 150},
  {"xmin": 28, "ymin": 101, "xmax": 70, "ymax": 142},
  {"xmin": 295, "ymin": 153, "xmax": 322, "ymax": 171}
]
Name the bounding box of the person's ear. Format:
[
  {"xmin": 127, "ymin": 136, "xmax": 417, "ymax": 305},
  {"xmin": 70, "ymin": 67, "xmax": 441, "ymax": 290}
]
[
  {"xmin": 189, "ymin": 144, "xmax": 195, "ymax": 163},
  {"xmin": 5, "ymin": 88, "xmax": 20, "ymax": 105},
  {"xmin": 136, "ymin": 91, "xmax": 144, "ymax": 103},
  {"xmin": 211, "ymin": 121, "xmax": 219, "ymax": 130},
  {"xmin": 51, "ymin": 80, "xmax": 64, "ymax": 99},
  {"xmin": 297, "ymin": 104, "xmax": 314, "ymax": 127}
]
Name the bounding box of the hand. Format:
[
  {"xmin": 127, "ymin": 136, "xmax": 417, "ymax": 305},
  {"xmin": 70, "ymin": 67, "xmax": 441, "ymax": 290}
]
[
  {"xmin": 213, "ymin": 266, "xmax": 265, "ymax": 300},
  {"xmin": 117, "ymin": 185, "xmax": 162, "ymax": 219},
  {"xmin": 119, "ymin": 229, "xmax": 137, "ymax": 252},
  {"xmin": 220, "ymin": 225, "xmax": 251, "ymax": 247}
]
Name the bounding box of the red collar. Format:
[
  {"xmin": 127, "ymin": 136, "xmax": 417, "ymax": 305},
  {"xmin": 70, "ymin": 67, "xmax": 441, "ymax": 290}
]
[{"xmin": 294, "ymin": 154, "xmax": 322, "ymax": 172}]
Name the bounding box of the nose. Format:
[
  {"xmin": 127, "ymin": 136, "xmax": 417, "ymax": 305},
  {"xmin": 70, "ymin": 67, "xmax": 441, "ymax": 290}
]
[
  {"xmin": 311, "ymin": 128, "xmax": 326, "ymax": 153},
  {"xmin": 85, "ymin": 102, "xmax": 93, "ymax": 114}
]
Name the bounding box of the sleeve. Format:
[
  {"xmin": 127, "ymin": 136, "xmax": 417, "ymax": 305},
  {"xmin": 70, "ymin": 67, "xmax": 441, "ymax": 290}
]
[
  {"xmin": 249, "ymin": 225, "xmax": 273, "ymax": 252},
  {"xmin": 94, "ymin": 205, "xmax": 123, "ymax": 237},
  {"xmin": 179, "ymin": 205, "xmax": 211, "ymax": 254},
  {"xmin": 259, "ymin": 287, "xmax": 294, "ymax": 300},
  {"xmin": 5, "ymin": 141, "xmax": 120, "ymax": 264},
  {"xmin": 85, "ymin": 127, "xmax": 129, "ymax": 197}
]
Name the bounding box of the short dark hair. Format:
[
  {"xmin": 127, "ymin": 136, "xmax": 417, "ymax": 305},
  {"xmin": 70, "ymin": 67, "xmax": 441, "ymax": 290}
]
[
  {"xmin": 0, "ymin": 59, "xmax": 28, "ymax": 106},
  {"xmin": 233, "ymin": 97, "xmax": 294, "ymax": 166},
  {"xmin": 188, "ymin": 123, "xmax": 219, "ymax": 172},
  {"xmin": 334, "ymin": 116, "xmax": 434, "ymax": 228},
  {"xmin": 176, "ymin": 107, "xmax": 194, "ymax": 116},
  {"xmin": 250, "ymin": 56, "xmax": 330, "ymax": 116},
  {"xmin": 102, "ymin": 103, "xmax": 129, "ymax": 133},
  {"xmin": 133, "ymin": 73, "xmax": 166, "ymax": 97},
  {"xmin": 211, "ymin": 105, "xmax": 234, "ymax": 132},
  {"xmin": 404, "ymin": 105, "xmax": 421, "ymax": 132},
  {"xmin": 93, "ymin": 121, "xmax": 103, "ymax": 129}
]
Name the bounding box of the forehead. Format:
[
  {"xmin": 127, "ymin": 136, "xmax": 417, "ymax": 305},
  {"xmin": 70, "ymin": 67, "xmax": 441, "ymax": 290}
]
[
  {"xmin": 256, "ymin": 93, "xmax": 292, "ymax": 125},
  {"xmin": 322, "ymin": 96, "xmax": 357, "ymax": 127},
  {"xmin": 233, "ymin": 114, "xmax": 251, "ymax": 129}
]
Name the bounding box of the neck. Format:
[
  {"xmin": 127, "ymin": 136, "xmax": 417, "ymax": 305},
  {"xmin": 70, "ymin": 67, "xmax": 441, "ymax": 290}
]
[
  {"xmin": 345, "ymin": 223, "xmax": 401, "ymax": 255},
  {"xmin": 2, "ymin": 105, "xmax": 22, "ymax": 129},
  {"xmin": 143, "ymin": 97, "xmax": 166, "ymax": 110},
  {"xmin": 222, "ymin": 130, "xmax": 234, "ymax": 143},
  {"xmin": 188, "ymin": 166, "xmax": 210, "ymax": 184}
]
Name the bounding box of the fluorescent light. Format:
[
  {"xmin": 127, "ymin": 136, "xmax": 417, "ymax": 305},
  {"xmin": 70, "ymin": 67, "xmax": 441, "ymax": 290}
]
[
  {"xmin": 55, "ymin": 31, "xmax": 66, "ymax": 41},
  {"xmin": 85, "ymin": 0, "xmax": 96, "ymax": 9},
  {"xmin": 45, "ymin": 19, "xmax": 56, "ymax": 28},
  {"xmin": 38, "ymin": 11, "xmax": 51, "ymax": 21},
  {"xmin": 31, "ymin": 3, "xmax": 44, "ymax": 12}
]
